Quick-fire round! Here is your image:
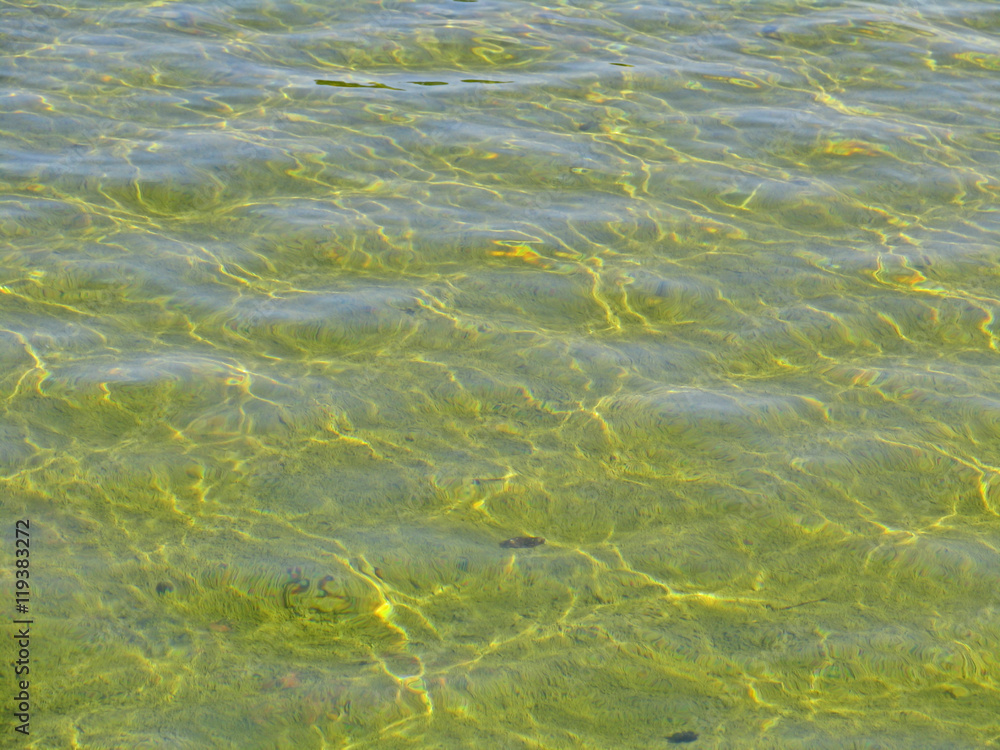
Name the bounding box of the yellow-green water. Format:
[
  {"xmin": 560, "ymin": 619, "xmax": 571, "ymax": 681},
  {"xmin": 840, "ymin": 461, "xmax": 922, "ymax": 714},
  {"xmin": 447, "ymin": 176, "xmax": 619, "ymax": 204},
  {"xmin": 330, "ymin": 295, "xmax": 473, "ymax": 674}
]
[{"xmin": 3, "ymin": 0, "xmax": 1000, "ymax": 747}]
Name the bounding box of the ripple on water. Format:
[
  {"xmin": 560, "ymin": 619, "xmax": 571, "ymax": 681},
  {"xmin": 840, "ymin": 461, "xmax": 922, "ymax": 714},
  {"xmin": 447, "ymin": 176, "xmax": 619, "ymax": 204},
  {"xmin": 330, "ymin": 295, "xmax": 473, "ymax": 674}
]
[
  {"xmin": 602, "ymin": 385, "xmax": 827, "ymax": 449},
  {"xmin": 218, "ymin": 286, "xmax": 422, "ymax": 356}
]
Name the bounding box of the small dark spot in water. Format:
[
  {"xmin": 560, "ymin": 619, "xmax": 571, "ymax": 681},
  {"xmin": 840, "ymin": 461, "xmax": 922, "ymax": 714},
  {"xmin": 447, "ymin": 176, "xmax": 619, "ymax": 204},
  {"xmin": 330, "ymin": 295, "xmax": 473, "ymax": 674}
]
[
  {"xmin": 667, "ymin": 731, "xmax": 699, "ymax": 743},
  {"xmin": 155, "ymin": 582, "xmax": 174, "ymax": 595},
  {"xmin": 500, "ymin": 536, "xmax": 545, "ymax": 549},
  {"xmin": 761, "ymin": 23, "xmax": 780, "ymax": 38},
  {"xmin": 315, "ymin": 79, "xmax": 403, "ymax": 90},
  {"xmin": 316, "ymin": 575, "xmax": 335, "ymax": 596}
]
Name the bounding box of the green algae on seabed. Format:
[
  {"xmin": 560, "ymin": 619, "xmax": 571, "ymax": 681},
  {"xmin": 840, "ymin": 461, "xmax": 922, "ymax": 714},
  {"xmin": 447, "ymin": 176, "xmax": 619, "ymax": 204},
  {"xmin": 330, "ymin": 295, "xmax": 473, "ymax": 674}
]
[{"xmin": 3, "ymin": 0, "xmax": 1000, "ymax": 746}]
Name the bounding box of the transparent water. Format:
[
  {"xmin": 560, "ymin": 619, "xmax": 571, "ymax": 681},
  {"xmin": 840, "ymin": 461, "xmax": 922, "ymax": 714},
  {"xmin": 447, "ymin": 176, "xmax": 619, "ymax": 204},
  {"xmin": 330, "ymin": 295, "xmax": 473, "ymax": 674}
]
[{"xmin": 3, "ymin": 0, "xmax": 1000, "ymax": 747}]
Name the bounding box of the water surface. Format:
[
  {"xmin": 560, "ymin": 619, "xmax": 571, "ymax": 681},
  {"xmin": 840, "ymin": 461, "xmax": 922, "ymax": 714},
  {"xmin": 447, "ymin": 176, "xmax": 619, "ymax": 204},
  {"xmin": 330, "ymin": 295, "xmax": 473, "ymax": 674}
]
[{"xmin": 3, "ymin": 0, "xmax": 1000, "ymax": 747}]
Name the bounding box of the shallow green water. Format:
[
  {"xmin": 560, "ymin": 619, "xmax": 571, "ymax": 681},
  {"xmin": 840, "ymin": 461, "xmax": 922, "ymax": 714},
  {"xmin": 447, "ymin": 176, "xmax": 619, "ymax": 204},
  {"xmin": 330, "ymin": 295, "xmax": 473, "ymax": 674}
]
[{"xmin": 3, "ymin": 0, "xmax": 1000, "ymax": 747}]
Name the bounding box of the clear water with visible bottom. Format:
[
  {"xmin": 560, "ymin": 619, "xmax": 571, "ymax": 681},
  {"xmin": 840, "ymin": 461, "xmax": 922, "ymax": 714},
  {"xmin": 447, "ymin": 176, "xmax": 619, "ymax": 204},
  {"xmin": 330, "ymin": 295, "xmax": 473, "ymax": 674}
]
[{"xmin": 3, "ymin": 0, "xmax": 1000, "ymax": 747}]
